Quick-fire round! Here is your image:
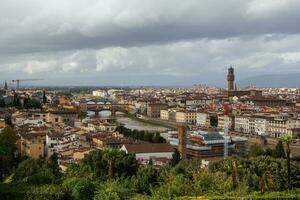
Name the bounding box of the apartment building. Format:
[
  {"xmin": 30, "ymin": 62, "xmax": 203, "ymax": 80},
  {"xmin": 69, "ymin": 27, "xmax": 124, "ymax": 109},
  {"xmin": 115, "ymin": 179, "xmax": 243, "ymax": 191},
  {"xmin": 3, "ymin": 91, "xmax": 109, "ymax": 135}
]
[
  {"xmin": 20, "ymin": 132, "xmax": 46, "ymax": 159},
  {"xmin": 234, "ymin": 115, "xmax": 250, "ymax": 134},
  {"xmin": 185, "ymin": 96, "xmax": 212, "ymax": 107},
  {"xmin": 218, "ymin": 114, "xmax": 232, "ymax": 131},
  {"xmin": 175, "ymin": 111, "xmax": 197, "ymax": 124},
  {"xmin": 196, "ymin": 112, "xmax": 209, "ymax": 127},
  {"xmin": 147, "ymin": 103, "xmax": 168, "ymax": 118},
  {"xmin": 254, "ymin": 117, "xmax": 269, "ymax": 136},
  {"xmin": 160, "ymin": 110, "xmax": 169, "ymax": 120},
  {"xmin": 234, "ymin": 113, "xmax": 299, "ymax": 138},
  {"xmin": 267, "ymin": 116, "xmax": 290, "ymax": 138}
]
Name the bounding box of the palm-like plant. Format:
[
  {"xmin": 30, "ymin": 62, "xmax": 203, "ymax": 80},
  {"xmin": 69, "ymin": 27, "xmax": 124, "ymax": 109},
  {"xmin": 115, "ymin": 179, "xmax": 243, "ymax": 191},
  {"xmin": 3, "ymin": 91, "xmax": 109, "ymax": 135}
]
[
  {"xmin": 281, "ymin": 133, "xmax": 295, "ymax": 191},
  {"xmin": 103, "ymin": 149, "xmax": 120, "ymax": 180}
]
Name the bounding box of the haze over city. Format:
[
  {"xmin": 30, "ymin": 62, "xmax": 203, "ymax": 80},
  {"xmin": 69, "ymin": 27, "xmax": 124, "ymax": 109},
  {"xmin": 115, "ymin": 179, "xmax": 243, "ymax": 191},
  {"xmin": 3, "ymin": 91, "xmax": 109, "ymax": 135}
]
[{"xmin": 1, "ymin": 0, "xmax": 300, "ymax": 86}]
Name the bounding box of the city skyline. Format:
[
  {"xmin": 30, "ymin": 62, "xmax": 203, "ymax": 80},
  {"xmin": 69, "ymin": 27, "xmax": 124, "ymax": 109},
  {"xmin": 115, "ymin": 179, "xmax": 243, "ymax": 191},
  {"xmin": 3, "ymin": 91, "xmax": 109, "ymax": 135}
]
[{"xmin": 1, "ymin": 1, "xmax": 300, "ymax": 86}]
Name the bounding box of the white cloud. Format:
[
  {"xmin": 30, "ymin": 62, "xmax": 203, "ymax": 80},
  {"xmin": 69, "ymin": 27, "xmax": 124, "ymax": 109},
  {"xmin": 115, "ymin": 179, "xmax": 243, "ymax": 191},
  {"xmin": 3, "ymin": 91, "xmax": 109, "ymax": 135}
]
[
  {"xmin": 1, "ymin": 1, "xmax": 300, "ymax": 85},
  {"xmin": 245, "ymin": 0, "xmax": 297, "ymax": 19},
  {"xmin": 96, "ymin": 47, "xmax": 130, "ymax": 72},
  {"xmin": 2, "ymin": 34, "xmax": 300, "ymax": 81},
  {"xmin": 24, "ymin": 60, "xmax": 56, "ymax": 74}
]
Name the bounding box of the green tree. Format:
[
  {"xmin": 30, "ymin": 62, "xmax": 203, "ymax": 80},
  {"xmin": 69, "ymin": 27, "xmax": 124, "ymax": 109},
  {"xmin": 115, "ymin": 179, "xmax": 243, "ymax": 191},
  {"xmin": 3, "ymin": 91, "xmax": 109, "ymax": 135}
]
[
  {"xmin": 152, "ymin": 132, "xmax": 166, "ymax": 143},
  {"xmin": 94, "ymin": 180, "xmax": 134, "ymax": 200},
  {"xmin": 103, "ymin": 149, "xmax": 120, "ymax": 180},
  {"xmin": 281, "ymin": 134, "xmax": 294, "ymax": 191},
  {"xmin": 12, "ymin": 94, "xmax": 21, "ymax": 108},
  {"xmin": 13, "ymin": 158, "xmax": 55, "ymax": 185},
  {"xmin": 0, "ymin": 145, "xmax": 8, "ymax": 182},
  {"xmin": 264, "ymin": 148, "xmax": 273, "ymax": 157},
  {"xmin": 170, "ymin": 148, "xmax": 181, "ymax": 166},
  {"xmin": 43, "ymin": 90, "xmax": 47, "ymax": 104},
  {"xmin": 248, "ymin": 144, "xmax": 264, "ymax": 157},
  {"xmin": 25, "ymin": 184, "xmax": 67, "ymax": 200},
  {"xmin": 62, "ymin": 177, "xmax": 95, "ymax": 200},
  {"xmin": 272, "ymin": 140, "xmax": 285, "ymax": 158},
  {"xmin": 12, "ymin": 155, "xmax": 65, "ymax": 185},
  {"xmin": 0, "ymin": 126, "xmax": 17, "ymax": 181},
  {"xmin": 64, "ymin": 163, "xmax": 94, "ymax": 180},
  {"xmin": 0, "ymin": 99, "xmax": 5, "ymax": 107},
  {"xmin": 192, "ymin": 169, "xmax": 232, "ymax": 195},
  {"xmin": 152, "ymin": 173, "xmax": 190, "ymax": 199},
  {"xmin": 133, "ymin": 166, "xmax": 160, "ymax": 195},
  {"xmin": 142, "ymin": 133, "xmax": 152, "ymax": 142},
  {"xmin": 81, "ymin": 149, "xmax": 138, "ymax": 181},
  {"xmin": 47, "ymin": 153, "xmax": 61, "ymax": 178},
  {"xmin": 4, "ymin": 116, "xmax": 12, "ymax": 127},
  {"xmin": 78, "ymin": 111, "xmax": 87, "ymax": 119},
  {"xmin": 210, "ymin": 115, "xmax": 218, "ymax": 127},
  {"xmin": 23, "ymin": 98, "xmax": 42, "ymax": 109}
]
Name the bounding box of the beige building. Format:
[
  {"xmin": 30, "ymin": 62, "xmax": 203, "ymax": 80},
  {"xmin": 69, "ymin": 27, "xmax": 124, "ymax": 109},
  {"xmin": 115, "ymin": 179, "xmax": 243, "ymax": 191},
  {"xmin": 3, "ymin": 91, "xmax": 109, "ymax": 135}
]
[
  {"xmin": 0, "ymin": 118, "xmax": 6, "ymax": 129},
  {"xmin": 20, "ymin": 133, "xmax": 46, "ymax": 159},
  {"xmin": 48, "ymin": 111, "xmax": 78, "ymax": 126},
  {"xmin": 147, "ymin": 103, "xmax": 168, "ymax": 118},
  {"xmin": 218, "ymin": 115, "xmax": 232, "ymax": 130},
  {"xmin": 73, "ymin": 148, "xmax": 91, "ymax": 160},
  {"xmin": 234, "ymin": 114, "xmax": 293, "ymax": 138},
  {"xmin": 175, "ymin": 111, "xmax": 197, "ymax": 124},
  {"xmin": 160, "ymin": 110, "xmax": 169, "ymax": 120},
  {"xmin": 268, "ymin": 116, "xmax": 289, "ymax": 138}
]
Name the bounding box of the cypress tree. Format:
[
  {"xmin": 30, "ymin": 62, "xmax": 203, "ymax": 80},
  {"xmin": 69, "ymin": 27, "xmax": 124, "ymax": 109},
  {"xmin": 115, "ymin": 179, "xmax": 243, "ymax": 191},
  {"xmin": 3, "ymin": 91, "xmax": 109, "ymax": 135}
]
[
  {"xmin": 43, "ymin": 90, "xmax": 47, "ymax": 103},
  {"xmin": 272, "ymin": 140, "xmax": 285, "ymax": 158}
]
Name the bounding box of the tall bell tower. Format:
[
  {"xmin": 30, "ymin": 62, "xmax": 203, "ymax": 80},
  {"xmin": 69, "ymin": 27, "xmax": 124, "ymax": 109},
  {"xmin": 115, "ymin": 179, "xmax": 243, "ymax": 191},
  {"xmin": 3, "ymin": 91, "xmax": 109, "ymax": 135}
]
[{"xmin": 227, "ymin": 65, "xmax": 235, "ymax": 91}]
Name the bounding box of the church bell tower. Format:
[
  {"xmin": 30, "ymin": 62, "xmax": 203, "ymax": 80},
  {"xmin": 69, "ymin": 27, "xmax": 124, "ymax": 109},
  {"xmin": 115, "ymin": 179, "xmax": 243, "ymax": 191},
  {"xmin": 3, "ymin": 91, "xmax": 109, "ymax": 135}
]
[{"xmin": 227, "ymin": 65, "xmax": 235, "ymax": 91}]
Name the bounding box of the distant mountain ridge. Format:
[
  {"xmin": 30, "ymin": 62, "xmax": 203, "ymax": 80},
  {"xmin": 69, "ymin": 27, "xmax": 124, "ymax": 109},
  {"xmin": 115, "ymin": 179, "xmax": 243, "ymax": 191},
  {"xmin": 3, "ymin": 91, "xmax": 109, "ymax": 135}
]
[{"xmin": 237, "ymin": 73, "xmax": 300, "ymax": 88}]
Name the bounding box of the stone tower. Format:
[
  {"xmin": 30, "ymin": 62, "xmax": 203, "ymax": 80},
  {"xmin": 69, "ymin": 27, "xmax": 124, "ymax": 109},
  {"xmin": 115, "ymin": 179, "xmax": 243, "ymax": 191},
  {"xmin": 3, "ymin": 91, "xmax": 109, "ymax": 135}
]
[{"xmin": 227, "ymin": 65, "xmax": 235, "ymax": 91}]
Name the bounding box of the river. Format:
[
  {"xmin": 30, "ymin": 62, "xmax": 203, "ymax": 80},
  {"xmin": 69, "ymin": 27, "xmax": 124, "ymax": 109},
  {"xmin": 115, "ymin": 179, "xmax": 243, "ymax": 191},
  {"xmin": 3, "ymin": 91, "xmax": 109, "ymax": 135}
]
[{"xmin": 87, "ymin": 111, "xmax": 168, "ymax": 132}]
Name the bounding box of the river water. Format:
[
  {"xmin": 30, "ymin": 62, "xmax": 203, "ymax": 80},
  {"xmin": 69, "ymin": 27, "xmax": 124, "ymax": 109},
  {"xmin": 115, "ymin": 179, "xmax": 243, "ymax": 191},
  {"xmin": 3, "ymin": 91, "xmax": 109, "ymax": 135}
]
[{"xmin": 87, "ymin": 111, "xmax": 168, "ymax": 132}]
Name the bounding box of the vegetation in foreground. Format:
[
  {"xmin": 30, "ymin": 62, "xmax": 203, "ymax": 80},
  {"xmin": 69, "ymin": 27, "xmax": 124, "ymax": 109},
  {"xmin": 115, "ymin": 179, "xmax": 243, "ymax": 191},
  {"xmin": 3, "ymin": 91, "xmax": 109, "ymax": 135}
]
[
  {"xmin": 0, "ymin": 126, "xmax": 300, "ymax": 199},
  {"xmin": 116, "ymin": 125, "xmax": 166, "ymax": 143}
]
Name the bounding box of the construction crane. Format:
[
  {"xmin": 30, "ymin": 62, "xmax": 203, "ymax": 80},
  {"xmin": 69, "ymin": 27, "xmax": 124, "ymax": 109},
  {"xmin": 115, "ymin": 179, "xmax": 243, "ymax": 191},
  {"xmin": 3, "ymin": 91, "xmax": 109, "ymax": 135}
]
[{"xmin": 11, "ymin": 79, "xmax": 43, "ymax": 90}]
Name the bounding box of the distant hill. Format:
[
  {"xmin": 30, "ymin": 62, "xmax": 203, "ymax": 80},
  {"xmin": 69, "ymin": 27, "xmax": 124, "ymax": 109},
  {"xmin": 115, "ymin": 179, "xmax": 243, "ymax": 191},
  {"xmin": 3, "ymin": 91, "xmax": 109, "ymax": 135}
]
[{"xmin": 237, "ymin": 73, "xmax": 300, "ymax": 88}]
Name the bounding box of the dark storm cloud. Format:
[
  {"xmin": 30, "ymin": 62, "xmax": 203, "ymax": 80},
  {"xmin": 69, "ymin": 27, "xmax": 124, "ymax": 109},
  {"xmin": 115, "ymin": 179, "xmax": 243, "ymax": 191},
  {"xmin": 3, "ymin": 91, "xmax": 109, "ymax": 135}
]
[
  {"xmin": 1, "ymin": 0, "xmax": 300, "ymax": 86},
  {"xmin": 1, "ymin": 0, "xmax": 300, "ymax": 54}
]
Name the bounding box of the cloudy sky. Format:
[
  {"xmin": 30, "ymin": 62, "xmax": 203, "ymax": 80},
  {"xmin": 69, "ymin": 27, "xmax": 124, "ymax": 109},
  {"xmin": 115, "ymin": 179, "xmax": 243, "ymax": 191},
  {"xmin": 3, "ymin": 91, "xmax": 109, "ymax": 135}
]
[{"xmin": 1, "ymin": 0, "xmax": 300, "ymax": 87}]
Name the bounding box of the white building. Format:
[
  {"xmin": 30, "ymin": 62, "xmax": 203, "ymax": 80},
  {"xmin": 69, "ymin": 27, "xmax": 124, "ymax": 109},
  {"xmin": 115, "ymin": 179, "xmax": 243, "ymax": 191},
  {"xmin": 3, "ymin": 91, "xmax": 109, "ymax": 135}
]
[
  {"xmin": 121, "ymin": 143, "xmax": 174, "ymax": 161},
  {"xmin": 185, "ymin": 96, "xmax": 212, "ymax": 107},
  {"xmin": 254, "ymin": 117, "xmax": 269, "ymax": 136},
  {"xmin": 197, "ymin": 112, "xmax": 208, "ymax": 127},
  {"xmin": 234, "ymin": 115, "xmax": 250, "ymax": 134},
  {"xmin": 45, "ymin": 134, "xmax": 61, "ymax": 157},
  {"xmin": 92, "ymin": 90, "xmax": 107, "ymax": 97}
]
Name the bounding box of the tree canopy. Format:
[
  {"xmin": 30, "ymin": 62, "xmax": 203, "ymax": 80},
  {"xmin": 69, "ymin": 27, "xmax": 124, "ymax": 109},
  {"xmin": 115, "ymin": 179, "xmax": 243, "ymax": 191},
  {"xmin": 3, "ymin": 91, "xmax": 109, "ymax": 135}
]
[{"xmin": 0, "ymin": 141, "xmax": 300, "ymax": 199}]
